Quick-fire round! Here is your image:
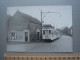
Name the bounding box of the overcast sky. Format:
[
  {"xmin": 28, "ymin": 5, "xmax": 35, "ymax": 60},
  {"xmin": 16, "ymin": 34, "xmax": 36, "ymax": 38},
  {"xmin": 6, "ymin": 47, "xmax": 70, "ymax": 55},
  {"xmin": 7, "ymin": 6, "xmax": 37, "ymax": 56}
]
[{"xmin": 7, "ymin": 6, "xmax": 72, "ymax": 28}]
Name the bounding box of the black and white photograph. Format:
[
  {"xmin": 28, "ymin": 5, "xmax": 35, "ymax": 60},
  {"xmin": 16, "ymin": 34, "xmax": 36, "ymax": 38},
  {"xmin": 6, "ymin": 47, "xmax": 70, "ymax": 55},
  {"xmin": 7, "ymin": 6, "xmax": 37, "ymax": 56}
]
[{"xmin": 6, "ymin": 6, "xmax": 72, "ymax": 52}]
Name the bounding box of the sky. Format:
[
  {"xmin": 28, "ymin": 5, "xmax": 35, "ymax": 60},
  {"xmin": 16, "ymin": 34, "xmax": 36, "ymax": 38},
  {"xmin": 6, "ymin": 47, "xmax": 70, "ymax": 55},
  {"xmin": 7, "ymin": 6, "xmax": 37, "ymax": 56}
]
[{"xmin": 7, "ymin": 6, "xmax": 72, "ymax": 29}]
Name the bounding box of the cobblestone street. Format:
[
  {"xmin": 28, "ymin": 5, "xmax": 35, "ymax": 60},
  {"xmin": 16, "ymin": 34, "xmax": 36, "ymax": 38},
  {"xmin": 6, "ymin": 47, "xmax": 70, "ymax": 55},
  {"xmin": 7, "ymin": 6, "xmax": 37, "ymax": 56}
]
[{"xmin": 7, "ymin": 35, "xmax": 72, "ymax": 52}]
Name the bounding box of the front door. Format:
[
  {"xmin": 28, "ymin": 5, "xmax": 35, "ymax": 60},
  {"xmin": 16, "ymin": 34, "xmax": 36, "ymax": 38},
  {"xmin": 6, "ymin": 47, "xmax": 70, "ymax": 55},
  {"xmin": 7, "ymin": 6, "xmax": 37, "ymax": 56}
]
[
  {"xmin": 25, "ymin": 32, "xmax": 28, "ymax": 41},
  {"xmin": 37, "ymin": 32, "xmax": 40, "ymax": 40}
]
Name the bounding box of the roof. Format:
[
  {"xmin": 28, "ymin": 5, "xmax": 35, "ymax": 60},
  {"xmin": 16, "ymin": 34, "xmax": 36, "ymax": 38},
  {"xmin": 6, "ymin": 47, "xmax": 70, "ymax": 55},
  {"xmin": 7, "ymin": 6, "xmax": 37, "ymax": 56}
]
[
  {"xmin": 13, "ymin": 10, "xmax": 41, "ymax": 25},
  {"xmin": 8, "ymin": 10, "xmax": 42, "ymax": 31},
  {"xmin": 43, "ymin": 24, "xmax": 53, "ymax": 28}
]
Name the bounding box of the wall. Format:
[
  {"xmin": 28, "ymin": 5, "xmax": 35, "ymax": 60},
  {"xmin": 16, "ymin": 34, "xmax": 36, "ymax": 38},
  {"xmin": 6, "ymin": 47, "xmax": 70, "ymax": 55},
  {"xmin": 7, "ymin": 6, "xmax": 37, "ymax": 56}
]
[{"xmin": 0, "ymin": 0, "xmax": 80, "ymax": 60}]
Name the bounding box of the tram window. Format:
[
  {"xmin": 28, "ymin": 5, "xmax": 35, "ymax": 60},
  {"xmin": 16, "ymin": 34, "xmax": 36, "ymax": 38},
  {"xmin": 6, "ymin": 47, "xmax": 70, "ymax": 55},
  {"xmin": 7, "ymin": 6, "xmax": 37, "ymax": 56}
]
[
  {"xmin": 49, "ymin": 30, "xmax": 51, "ymax": 34},
  {"xmin": 43, "ymin": 30, "xmax": 45, "ymax": 34}
]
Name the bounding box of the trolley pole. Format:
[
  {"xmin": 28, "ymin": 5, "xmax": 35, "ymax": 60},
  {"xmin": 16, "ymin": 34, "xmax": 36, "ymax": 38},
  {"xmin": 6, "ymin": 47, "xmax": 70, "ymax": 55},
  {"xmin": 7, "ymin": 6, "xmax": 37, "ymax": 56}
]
[{"xmin": 40, "ymin": 10, "xmax": 61, "ymax": 41}]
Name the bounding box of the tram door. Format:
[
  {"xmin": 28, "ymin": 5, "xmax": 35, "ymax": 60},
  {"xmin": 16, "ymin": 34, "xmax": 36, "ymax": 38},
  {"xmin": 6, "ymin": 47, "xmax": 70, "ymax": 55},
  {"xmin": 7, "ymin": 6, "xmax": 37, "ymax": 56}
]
[
  {"xmin": 25, "ymin": 32, "xmax": 28, "ymax": 41},
  {"xmin": 45, "ymin": 30, "xmax": 49, "ymax": 39}
]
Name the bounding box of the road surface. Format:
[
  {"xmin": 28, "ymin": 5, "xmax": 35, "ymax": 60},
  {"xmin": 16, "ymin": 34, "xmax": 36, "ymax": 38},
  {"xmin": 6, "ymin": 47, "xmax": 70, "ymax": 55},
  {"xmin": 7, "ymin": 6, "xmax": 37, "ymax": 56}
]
[{"xmin": 7, "ymin": 35, "xmax": 72, "ymax": 52}]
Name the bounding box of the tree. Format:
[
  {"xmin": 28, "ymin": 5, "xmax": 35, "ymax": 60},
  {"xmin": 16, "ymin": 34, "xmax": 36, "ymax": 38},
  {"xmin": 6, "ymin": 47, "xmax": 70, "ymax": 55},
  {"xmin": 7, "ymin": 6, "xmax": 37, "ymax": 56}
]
[{"xmin": 61, "ymin": 27, "xmax": 69, "ymax": 35}]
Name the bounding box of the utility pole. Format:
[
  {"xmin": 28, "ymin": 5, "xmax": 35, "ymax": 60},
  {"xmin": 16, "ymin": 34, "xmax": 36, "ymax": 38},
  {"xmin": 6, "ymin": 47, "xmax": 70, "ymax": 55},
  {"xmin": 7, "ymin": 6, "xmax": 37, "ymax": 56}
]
[{"xmin": 41, "ymin": 10, "xmax": 42, "ymax": 40}]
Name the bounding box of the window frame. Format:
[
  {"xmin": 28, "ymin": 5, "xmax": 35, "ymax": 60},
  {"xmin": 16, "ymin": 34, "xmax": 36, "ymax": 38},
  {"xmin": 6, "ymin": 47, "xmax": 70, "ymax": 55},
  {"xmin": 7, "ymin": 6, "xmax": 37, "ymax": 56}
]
[{"xmin": 10, "ymin": 32, "xmax": 16, "ymax": 40}]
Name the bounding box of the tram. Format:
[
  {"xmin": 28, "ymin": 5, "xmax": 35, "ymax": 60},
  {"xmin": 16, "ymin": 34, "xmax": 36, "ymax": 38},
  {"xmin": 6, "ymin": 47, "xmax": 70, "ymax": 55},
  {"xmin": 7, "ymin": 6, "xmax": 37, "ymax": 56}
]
[{"xmin": 42, "ymin": 28, "xmax": 60, "ymax": 41}]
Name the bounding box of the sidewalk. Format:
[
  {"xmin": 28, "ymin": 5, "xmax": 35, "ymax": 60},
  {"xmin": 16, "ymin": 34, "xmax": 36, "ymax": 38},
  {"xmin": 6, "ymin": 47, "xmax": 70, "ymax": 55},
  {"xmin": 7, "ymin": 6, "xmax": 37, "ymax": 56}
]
[{"xmin": 7, "ymin": 40, "xmax": 43, "ymax": 45}]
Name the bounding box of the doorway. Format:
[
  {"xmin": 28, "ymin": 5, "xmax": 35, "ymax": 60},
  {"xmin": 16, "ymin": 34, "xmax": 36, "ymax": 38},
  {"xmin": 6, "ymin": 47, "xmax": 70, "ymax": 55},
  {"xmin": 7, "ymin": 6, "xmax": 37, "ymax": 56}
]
[
  {"xmin": 25, "ymin": 32, "xmax": 28, "ymax": 41},
  {"xmin": 37, "ymin": 32, "xmax": 40, "ymax": 40}
]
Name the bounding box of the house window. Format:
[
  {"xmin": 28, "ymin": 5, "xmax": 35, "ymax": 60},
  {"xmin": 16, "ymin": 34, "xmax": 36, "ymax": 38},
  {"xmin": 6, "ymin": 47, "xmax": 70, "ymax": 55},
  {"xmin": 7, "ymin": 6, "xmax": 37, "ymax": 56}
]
[{"xmin": 10, "ymin": 32, "xmax": 16, "ymax": 40}]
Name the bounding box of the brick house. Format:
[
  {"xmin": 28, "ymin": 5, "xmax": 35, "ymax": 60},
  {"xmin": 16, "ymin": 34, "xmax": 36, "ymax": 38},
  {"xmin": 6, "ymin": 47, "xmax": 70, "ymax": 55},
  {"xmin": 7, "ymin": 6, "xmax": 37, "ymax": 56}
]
[{"xmin": 7, "ymin": 10, "xmax": 41, "ymax": 42}]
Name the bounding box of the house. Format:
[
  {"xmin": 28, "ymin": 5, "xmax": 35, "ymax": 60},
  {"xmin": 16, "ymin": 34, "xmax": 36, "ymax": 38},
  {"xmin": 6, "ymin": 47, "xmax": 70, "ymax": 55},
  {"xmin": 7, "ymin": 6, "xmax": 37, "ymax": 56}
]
[{"xmin": 7, "ymin": 10, "xmax": 41, "ymax": 42}]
